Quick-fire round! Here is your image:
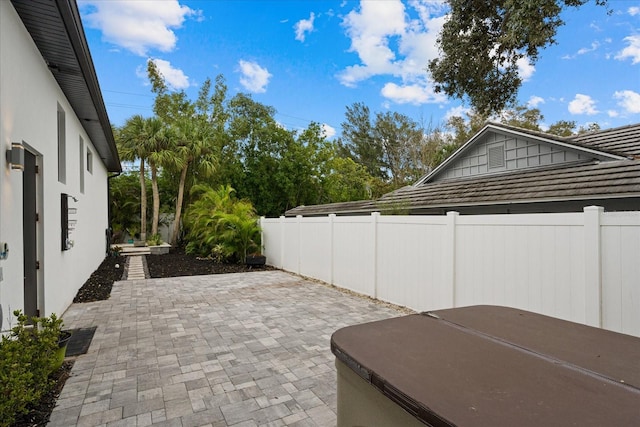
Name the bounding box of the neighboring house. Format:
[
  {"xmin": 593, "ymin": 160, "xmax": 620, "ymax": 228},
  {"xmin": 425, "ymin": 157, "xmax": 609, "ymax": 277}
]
[
  {"xmin": 286, "ymin": 122, "xmax": 640, "ymax": 217},
  {"xmin": 0, "ymin": 0, "xmax": 121, "ymax": 325}
]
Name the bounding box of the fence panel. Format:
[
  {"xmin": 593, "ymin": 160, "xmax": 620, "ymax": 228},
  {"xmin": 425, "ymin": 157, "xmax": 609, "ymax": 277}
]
[
  {"xmin": 333, "ymin": 216, "xmax": 375, "ymax": 296},
  {"xmin": 299, "ymin": 217, "xmax": 332, "ymax": 284},
  {"xmin": 376, "ymin": 216, "xmax": 449, "ymax": 312},
  {"xmin": 601, "ymin": 212, "xmax": 640, "ymax": 337},
  {"xmin": 261, "ymin": 218, "xmax": 282, "ymax": 268},
  {"xmin": 454, "ymin": 214, "xmax": 586, "ymax": 323},
  {"xmin": 281, "ymin": 218, "xmax": 300, "ymax": 273}
]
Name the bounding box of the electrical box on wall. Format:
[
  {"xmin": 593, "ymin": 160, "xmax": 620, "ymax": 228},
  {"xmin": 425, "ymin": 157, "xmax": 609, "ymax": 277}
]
[{"xmin": 61, "ymin": 193, "xmax": 77, "ymax": 250}]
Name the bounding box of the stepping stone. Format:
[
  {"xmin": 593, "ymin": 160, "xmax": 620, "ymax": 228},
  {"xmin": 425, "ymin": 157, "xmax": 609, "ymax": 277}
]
[{"xmin": 125, "ymin": 255, "xmax": 148, "ymax": 280}]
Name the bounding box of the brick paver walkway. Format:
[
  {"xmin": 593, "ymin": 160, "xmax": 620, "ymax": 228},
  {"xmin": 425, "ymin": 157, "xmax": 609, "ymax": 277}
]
[
  {"xmin": 50, "ymin": 271, "xmax": 407, "ymax": 426},
  {"xmin": 125, "ymin": 256, "xmax": 148, "ymax": 280}
]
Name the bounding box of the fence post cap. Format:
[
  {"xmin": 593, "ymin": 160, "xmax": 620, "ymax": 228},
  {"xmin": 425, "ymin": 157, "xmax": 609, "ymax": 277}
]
[{"xmin": 583, "ymin": 206, "xmax": 604, "ymax": 212}]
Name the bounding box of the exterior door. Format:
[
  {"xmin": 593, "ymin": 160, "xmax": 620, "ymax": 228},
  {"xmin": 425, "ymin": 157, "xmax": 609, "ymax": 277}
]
[{"xmin": 23, "ymin": 149, "xmax": 37, "ymax": 317}]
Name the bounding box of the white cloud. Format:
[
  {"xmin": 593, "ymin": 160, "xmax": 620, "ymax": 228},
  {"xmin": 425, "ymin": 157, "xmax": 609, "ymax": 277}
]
[
  {"xmin": 614, "ymin": 90, "xmax": 640, "ymax": 114},
  {"xmin": 487, "ymin": 45, "xmax": 536, "ymax": 81},
  {"xmin": 563, "ymin": 41, "xmax": 601, "ymax": 60},
  {"xmin": 338, "ymin": 0, "xmax": 407, "ymax": 86},
  {"xmin": 516, "ymin": 57, "xmax": 535, "ymax": 81},
  {"xmin": 444, "ymin": 105, "xmax": 470, "ymax": 121},
  {"xmin": 629, "ymin": 7, "xmax": 640, "ymax": 16},
  {"xmin": 294, "ymin": 13, "xmax": 315, "ymax": 42},
  {"xmin": 146, "ymin": 58, "xmax": 190, "ymax": 90},
  {"xmin": 589, "ymin": 22, "xmax": 602, "ymax": 32},
  {"xmin": 608, "ymin": 110, "xmax": 619, "ymax": 118},
  {"xmin": 237, "ymin": 60, "xmax": 272, "ymax": 93},
  {"xmin": 568, "ymin": 94, "xmax": 598, "ymax": 115},
  {"xmin": 527, "ymin": 96, "xmax": 545, "ymax": 108},
  {"xmin": 322, "ymin": 123, "xmax": 336, "ymax": 139},
  {"xmin": 337, "ymin": 0, "xmax": 446, "ymax": 105},
  {"xmin": 381, "ymin": 81, "xmax": 446, "ymax": 105},
  {"xmin": 616, "ymin": 35, "xmax": 640, "ymax": 64},
  {"xmin": 577, "ymin": 41, "xmax": 600, "ymax": 55},
  {"xmin": 80, "ymin": 0, "xmax": 197, "ymax": 56}
]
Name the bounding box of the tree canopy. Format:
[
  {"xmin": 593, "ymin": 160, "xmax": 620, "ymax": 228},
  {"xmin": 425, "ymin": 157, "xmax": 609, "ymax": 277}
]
[
  {"xmin": 111, "ymin": 61, "xmax": 602, "ymax": 248},
  {"xmin": 338, "ymin": 103, "xmax": 436, "ymax": 189},
  {"xmin": 429, "ymin": 0, "xmax": 607, "ymax": 115}
]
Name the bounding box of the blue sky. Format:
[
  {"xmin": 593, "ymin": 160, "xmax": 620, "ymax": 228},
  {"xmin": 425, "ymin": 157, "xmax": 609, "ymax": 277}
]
[{"xmin": 78, "ymin": 1, "xmax": 640, "ymax": 139}]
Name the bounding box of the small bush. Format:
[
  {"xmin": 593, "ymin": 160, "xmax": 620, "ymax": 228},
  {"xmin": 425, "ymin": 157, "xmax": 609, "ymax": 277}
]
[
  {"xmin": 184, "ymin": 184, "xmax": 261, "ymax": 263},
  {"xmin": 0, "ymin": 310, "xmax": 63, "ymax": 426},
  {"xmin": 109, "ymin": 245, "xmax": 122, "ymax": 257},
  {"xmin": 146, "ymin": 234, "xmax": 163, "ymax": 246}
]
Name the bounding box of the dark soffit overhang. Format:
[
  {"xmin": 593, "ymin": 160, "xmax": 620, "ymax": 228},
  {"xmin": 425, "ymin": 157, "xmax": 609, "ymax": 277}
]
[{"xmin": 11, "ymin": 0, "xmax": 121, "ymax": 172}]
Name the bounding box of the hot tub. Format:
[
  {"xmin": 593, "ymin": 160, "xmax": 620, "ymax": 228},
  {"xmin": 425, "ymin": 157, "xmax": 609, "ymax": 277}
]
[{"xmin": 331, "ymin": 305, "xmax": 640, "ymax": 426}]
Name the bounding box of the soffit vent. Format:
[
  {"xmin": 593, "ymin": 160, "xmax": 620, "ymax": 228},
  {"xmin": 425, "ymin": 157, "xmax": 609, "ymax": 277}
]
[{"xmin": 488, "ymin": 144, "xmax": 505, "ymax": 169}]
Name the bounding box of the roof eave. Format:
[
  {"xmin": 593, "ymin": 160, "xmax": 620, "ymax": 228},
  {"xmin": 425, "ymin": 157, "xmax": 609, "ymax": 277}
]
[
  {"xmin": 11, "ymin": 0, "xmax": 121, "ymax": 173},
  {"xmin": 406, "ymin": 192, "xmax": 640, "ymax": 211},
  {"xmin": 289, "ymin": 192, "xmax": 640, "ymax": 217},
  {"xmin": 57, "ymin": 0, "xmax": 121, "ymax": 172}
]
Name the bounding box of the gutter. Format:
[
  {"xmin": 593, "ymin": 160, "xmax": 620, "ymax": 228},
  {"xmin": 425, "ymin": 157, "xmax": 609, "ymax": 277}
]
[{"xmin": 106, "ymin": 171, "xmax": 122, "ymax": 253}]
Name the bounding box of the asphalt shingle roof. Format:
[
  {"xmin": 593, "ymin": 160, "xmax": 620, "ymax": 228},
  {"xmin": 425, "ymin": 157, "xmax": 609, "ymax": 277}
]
[
  {"xmin": 571, "ymin": 124, "xmax": 640, "ymax": 158},
  {"xmin": 285, "ymin": 159, "xmax": 640, "ymax": 216}
]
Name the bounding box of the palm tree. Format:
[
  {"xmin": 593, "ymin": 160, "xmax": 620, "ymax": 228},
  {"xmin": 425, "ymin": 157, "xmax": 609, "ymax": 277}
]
[
  {"xmin": 118, "ymin": 115, "xmax": 150, "ymax": 242},
  {"xmin": 144, "ymin": 117, "xmax": 170, "ymax": 237},
  {"xmin": 118, "ymin": 115, "xmax": 172, "ymax": 241},
  {"xmin": 168, "ymin": 117, "xmax": 218, "ymax": 246}
]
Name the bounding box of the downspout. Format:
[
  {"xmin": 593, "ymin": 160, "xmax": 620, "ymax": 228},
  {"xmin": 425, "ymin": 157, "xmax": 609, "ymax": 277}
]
[{"xmin": 106, "ymin": 171, "xmax": 121, "ymax": 254}]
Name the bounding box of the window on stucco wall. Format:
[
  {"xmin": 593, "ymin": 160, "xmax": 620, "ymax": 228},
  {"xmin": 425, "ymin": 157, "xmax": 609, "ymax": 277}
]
[
  {"xmin": 57, "ymin": 103, "xmax": 66, "ymax": 184},
  {"xmin": 87, "ymin": 149, "xmax": 93, "ymax": 174}
]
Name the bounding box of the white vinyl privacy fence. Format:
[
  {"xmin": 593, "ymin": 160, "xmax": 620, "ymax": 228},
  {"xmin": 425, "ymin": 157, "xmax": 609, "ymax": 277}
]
[{"xmin": 261, "ymin": 207, "xmax": 640, "ymax": 337}]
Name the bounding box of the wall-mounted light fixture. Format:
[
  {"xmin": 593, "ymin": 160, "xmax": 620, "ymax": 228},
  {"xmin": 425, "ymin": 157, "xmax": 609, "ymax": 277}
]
[{"xmin": 6, "ymin": 142, "xmax": 25, "ymax": 171}]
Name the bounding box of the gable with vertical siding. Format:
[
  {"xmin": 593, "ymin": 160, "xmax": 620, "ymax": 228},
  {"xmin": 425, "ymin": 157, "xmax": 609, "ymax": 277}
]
[{"xmin": 434, "ymin": 130, "xmax": 592, "ymax": 182}]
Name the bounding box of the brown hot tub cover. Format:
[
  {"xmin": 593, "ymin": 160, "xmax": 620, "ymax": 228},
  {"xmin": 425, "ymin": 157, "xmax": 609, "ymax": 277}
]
[{"xmin": 331, "ymin": 305, "xmax": 640, "ymax": 427}]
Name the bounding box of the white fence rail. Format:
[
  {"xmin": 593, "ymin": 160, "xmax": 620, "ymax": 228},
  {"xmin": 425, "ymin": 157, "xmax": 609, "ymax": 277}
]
[{"xmin": 261, "ymin": 207, "xmax": 640, "ymax": 337}]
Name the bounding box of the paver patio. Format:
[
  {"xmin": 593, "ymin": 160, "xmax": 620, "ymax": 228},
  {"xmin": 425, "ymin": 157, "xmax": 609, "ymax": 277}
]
[{"xmin": 49, "ymin": 270, "xmax": 408, "ymax": 426}]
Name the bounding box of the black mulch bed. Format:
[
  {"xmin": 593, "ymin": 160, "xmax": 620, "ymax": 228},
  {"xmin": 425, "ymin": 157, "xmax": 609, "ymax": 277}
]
[
  {"xmin": 73, "ymin": 255, "xmax": 125, "ymax": 303},
  {"xmin": 146, "ymin": 248, "xmax": 275, "ymax": 278},
  {"xmin": 16, "ymin": 248, "xmax": 274, "ymax": 426}
]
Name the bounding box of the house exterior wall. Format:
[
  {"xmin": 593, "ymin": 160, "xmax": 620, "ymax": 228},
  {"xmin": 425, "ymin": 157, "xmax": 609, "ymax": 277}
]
[
  {"xmin": 262, "ymin": 209, "xmax": 640, "ymax": 338},
  {"xmin": 0, "ymin": 1, "xmax": 110, "ymax": 321},
  {"xmin": 434, "ymin": 131, "xmax": 589, "ymax": 182}
]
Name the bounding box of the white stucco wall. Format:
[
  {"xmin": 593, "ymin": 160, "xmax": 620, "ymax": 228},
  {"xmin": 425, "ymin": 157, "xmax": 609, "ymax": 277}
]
[{"xmin": 1, "ymin": 2, "xmax": 110, "ymax": 323}]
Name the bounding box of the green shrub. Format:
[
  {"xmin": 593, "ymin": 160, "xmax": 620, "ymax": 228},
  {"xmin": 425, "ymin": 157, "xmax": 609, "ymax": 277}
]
[
  {"xmin": 184, "ymin": 184, "xmax": 261, "ymax": 263},
  {"xmin": 146, "ymin": 234, "xmax": 163, "ymax": 246},
  {"xmin": 212, "ymin": 209, "xmax": 261, "ymax": 263},
  {"xmin": 0, "ymin": 310, "xmax": 63, "ymax": 426}
]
